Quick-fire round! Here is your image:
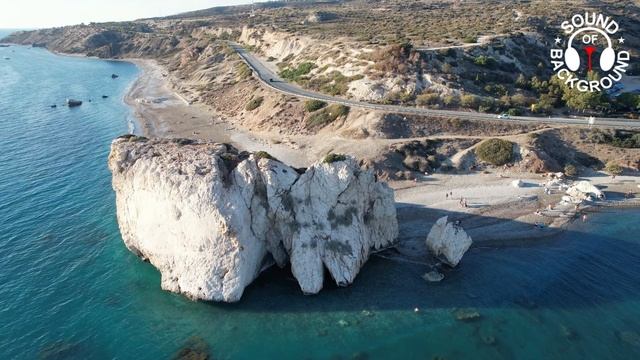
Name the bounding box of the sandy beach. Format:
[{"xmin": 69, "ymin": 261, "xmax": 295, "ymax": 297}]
[{"xmin": 124, "ymin": 59, "xmax": 640, "ymax": 247}]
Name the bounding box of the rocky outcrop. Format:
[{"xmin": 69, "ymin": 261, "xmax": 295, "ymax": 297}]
[
  {"xmin": 566, "ymin": 180, "xmax": 604, "ymax": 202},
  {"xmin": 108, "ymin": 136, "xmax": 398, "ymax": 302},
  {"xmin": 425, "ymin": 216, "xmax": 472, "ymax": 267}
]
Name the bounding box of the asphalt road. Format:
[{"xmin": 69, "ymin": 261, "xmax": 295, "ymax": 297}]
[{"xmin": 228, "ymin": 42, "xmax": 640, "ymax": 129}]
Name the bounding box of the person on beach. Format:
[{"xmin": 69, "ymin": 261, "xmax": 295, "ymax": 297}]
[
  {"xmin": 582, "ymin": 214, "xmax": 588, "ymax": 222},
  {"xmin": 446, "ymin": 193, "xmax": 449, "ymax": 200}
]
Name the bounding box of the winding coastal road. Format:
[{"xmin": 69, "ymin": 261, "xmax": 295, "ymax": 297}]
[{"xmin": 228, "ymin": 42, "xmax": 640, "ymax": 129}]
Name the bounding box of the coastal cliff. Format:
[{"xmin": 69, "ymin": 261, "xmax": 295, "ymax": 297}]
[{"xmin": 107, "ymin": 135, "xmax": 398, "ymax": 302}]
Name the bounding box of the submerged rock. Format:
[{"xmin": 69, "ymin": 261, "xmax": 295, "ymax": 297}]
[
  {"xmin": 618, "ymin": 330, "xmax": 640, "ymax": 347},
  {"xmin": 108, "ymin": 136, "xmax": 398, "ymax": 302},
  {"xmin": 422, "ymin": 270, "xmax": 445, "ymax": 282},
  {"xmin": 453, "ymin": 308, "xmax": 481, "ymax": 322},
  {"xmin": 425, "ymin": 216, "xmax": 472, "ymax": 267},
  {"xmin": 173, "ymin": 337, "xmax": 210, "ymax": 360}
]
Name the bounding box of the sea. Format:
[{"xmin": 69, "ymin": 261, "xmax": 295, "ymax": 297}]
[{"xmin": 1, "ymin": 31, "xmax": 640, "ymax": 359}]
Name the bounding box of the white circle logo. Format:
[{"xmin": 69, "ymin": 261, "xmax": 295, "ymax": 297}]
[{"xmin": 550, "ymin": 12, "xmax": 631, "ymax": 93}]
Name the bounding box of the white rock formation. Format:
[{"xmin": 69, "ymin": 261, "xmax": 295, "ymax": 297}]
[
  {"xmin": 566, "ymin": 180, "xmax": 604, "ymax": 202},
  {"xmin": 425, "ymin": 216, "xmax": 472, "ymax": 267},
  {"xmin": 108, "ymin": 136, "xmax": 398, "ymax": 302}
]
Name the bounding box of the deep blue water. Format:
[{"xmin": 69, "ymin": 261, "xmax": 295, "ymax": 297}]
[{"xmin": 1, "ymin": 39, "xmax": 640, "ymax": 360}]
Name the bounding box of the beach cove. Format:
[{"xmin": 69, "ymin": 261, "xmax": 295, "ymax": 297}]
[{"xmin": 1, "ymin": 42, "xmax": 640, "ymax": 359}]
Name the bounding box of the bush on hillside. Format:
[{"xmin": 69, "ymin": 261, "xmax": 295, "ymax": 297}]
[
  {"xmin": 416, "ymin": 93, "xmax": 441, "ymax": 106},
  {"xmin": 476, "ymin": 138, "xmax": 514, "ymax": 166},
  {"xmin": 564, "ymin": 164, "xmax": 578, "ymax": 176},
  {"xmin": 279, "ymin": 62, "xmax": 315, "ymax": 81},
  {"xmin": 306, "ymin": 104, "xmax": 349, "ymax": 127},
  {"xmin": 245, "ymin": 96, "xmax": 264, "ymax": 111},
  {"xmin": 254, "ymin": 151, "xmax": 275, "ymax": 160},
  {"xmin": 323, "ymin": 153, "xmax": 347, "ymax": 164},
  {"xmin": 304, "ymin": 100, "xmax": 328, "ymax": 112},
  {"xmin": 605, "ymin": 161, "xmax": 623, "ymax": 176}
]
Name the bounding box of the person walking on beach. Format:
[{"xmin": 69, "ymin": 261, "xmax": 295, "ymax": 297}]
[{"xmin": 582, "ymin": 214, "xmax": 588, "ymax": 222}]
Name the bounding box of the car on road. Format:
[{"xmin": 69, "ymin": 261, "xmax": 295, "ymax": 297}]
[{"xmin": 497, "ymin": 113, "xmax": 511, "ymax": 119}]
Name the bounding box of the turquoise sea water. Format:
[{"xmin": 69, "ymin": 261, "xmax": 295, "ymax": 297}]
[{"xmin": 1, "ymin": 38, "xmax": 640, "ymax": 359}]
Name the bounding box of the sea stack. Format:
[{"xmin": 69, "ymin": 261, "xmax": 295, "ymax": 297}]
[
  {"xmin": 425, "ymin": 216, "xmax": 472, "ymax": 267},
  {"xmin": 107, "ymin": 136, "xmax": 398, "ymax": 302}
]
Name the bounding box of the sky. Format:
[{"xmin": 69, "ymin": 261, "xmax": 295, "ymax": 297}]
[{"xmin": 0, "ymin": 0, "xmax": 258, "ymax": 29}]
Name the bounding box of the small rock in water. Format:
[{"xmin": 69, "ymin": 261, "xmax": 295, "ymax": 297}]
[
  {"xmin": 173, "ymin": 336, "xmax": 210, "ymax": 360},
  {"xmin": 481, "ymin": 334, "xmax": 497, "ymax": 346},
  {"xmin": 414, "ymin": 307, "xmax": 420, "ymax": 313},
  {"xmin": 338, "ymin": 319, "xmax": 350, "ymax": 327},
  {"xmin": 361, "ymin": 310, "xmax": 374, "ymax": 317},
  {"xmin": 453, "ymin": 308, "xmax": 481, "ymax": 322},
  {"xmin": 617, "ymin": 330, "xmax": 640, "ymax": 347},
  {"xmin": 351, "ymin": 352, "xmax": 369, "ymax": 360},
  {"xmin": 50, "ymin": 104, "xmax": 57, "ymax": 108},
  {"xmin": 561, "ymin": 325, "xmax": 578, "ymax": 340},
  {"xmin": 422, "ymin": 270, "xmax": 445, "ymax": 282},
  {"xmin": 514, "ymin": 296, "xmax": 538, "ymax": 309}
]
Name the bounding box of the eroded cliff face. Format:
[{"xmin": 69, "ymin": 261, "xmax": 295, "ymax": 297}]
[{"xmin": 108, "ymin": 135, "xmax": 398, "ymax": 302}]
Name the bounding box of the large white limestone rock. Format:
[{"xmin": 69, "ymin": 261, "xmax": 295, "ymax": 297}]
[
  {"xmin": 566, "ymin": 180, "xmax": 604, "ymax": 202},
  {"xmin": 108, "ymin": 136, "xmax": 398, "ymax": 302},
  {"xmin": 425, "ymin": 216, "xmax": 472, "ymax": 267}
]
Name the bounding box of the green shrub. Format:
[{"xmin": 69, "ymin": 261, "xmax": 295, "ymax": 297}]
[
  {"xmin": 507, "ymin": 108, "xmax": 522, "ymax": 116},
  {"xmin": 460, "ymin": 94, "xmax": 479, "ymax": 109},
  {"xmin": 476, "ymin": 138, "xmax": 514, "ymax": 165},
  {"xmin": 564, "ymin": 164, "xmax": 578, "ymax": 176},
  {"xmin": 306, "ymin": 104, "xmax": 350, "ymax": 127},
  {"xmin": 279, "ymin": 62, "xmax": 315, "ymax": 81},
  {"xmin": 442, "ymin": 95, "xmax": 460, "ymax": 107},
  {"xmin": 304, "ymin": 100, "xmax": 328, "ymax": 112},
  {"xmin": 463, "ymin": 36, "xmax": 478, "ymax": 43},
  {"xmin": 515, "ymin": 73, "xmax": 528, "ymax": 89},
  {"xmin": 474, "ymin": 55, "xmax": 496, "ymax": 67},
  {"xmin": 323, "ymin": 153, "xmax": 347, "ymax": 164},
  {"xmin": 605, "ymin": 161, "xmax": 623, "ymax": 176},
  {"xmin": 615, "ymin": 93, "xmax": 640, "ymax": 111},
  {"xmin": 236, "ymin": 63, "xmax": 252, "ymax": 80},
  {"xmin": 416, "ymin": 93, "xmax": 441, "ymax": 106},
  {"xmin": 245, "ymin": 96, "xmax": 264, "ymax": 111},
  {"xmin": 254, "ymin": 151, "xmax": 275, "ymax": 160},
  {"xmin": 306, "ymin": 71, "xmax": 363, "ymax": 96}
]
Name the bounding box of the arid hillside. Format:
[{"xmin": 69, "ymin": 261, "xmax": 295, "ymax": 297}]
[{"xmin": 4, "ymin": 0, "xmax": 639, "ymax": 176}]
